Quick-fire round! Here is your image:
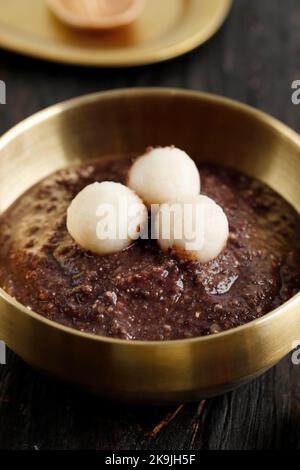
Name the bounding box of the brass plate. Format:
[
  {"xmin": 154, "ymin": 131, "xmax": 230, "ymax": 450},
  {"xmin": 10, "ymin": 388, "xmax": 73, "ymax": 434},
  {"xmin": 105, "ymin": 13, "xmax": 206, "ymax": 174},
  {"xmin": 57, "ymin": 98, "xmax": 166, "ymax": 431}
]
[
  {"xmin": 0, "ymin": 89, "xmax": 300, "ymax": 404},
  {"xmin": 0, "ymin": 0, "xmax": 232, "ymax": 67}
]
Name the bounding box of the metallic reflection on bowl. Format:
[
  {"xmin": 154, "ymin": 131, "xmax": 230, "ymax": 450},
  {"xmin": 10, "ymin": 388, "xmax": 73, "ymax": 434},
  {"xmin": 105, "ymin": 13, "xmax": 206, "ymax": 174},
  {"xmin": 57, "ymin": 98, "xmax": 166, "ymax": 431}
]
[{"xmin": 0, "ymin": 88, "xmax": 299, "ymax": 404}]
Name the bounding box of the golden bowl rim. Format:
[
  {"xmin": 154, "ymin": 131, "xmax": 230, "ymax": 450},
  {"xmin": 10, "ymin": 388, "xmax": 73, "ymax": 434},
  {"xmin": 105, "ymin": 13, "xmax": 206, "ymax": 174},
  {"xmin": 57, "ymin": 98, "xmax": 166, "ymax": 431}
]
[{"xmin": 0, "ymin": 87, "xmax": 299, "ymax": 347}]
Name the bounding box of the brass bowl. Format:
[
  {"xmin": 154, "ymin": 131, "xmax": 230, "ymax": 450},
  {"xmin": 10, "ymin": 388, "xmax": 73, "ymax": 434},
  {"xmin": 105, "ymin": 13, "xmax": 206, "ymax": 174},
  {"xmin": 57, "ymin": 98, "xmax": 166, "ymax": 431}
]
[{"xmin": 0, "ymin": 88, "xmax": 300, "ymax": 404}]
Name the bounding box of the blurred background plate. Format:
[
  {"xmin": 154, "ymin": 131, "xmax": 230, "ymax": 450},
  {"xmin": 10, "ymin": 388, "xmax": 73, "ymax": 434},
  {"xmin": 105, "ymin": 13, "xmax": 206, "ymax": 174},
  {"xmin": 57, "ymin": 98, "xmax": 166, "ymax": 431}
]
[{"xmin": 0, "ymin": 0, "xmax": 232, "ymax": 67}]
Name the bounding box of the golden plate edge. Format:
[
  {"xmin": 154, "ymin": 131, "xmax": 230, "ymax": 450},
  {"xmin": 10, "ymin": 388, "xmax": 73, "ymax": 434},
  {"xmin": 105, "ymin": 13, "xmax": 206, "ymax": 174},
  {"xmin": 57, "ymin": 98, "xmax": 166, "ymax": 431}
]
[{"xmin": 0, "ymin": 0, "xmax": 233, "ymax": 67}]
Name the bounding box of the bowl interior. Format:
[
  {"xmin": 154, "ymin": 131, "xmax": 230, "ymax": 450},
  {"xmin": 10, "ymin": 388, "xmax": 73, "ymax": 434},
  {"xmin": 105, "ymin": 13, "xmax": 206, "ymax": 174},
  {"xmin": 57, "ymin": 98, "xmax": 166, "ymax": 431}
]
[{"xmin": 1, "ymin": 89, "xmax": 299, "ymax": 218}]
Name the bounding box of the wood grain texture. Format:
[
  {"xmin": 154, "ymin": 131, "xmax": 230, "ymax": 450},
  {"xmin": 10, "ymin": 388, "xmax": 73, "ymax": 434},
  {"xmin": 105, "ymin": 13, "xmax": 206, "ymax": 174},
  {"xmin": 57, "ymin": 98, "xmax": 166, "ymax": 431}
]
[{"xmin": 0, "ymin": 0, "xmax": 300, "ymax": 450}]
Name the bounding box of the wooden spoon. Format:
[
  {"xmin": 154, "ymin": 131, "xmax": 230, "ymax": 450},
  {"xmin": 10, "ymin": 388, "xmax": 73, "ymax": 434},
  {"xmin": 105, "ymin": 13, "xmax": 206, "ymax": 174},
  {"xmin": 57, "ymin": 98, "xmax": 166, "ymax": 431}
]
[{"xmin": 47, "ymin": 0, "xmax": 145, "ymax": 30}]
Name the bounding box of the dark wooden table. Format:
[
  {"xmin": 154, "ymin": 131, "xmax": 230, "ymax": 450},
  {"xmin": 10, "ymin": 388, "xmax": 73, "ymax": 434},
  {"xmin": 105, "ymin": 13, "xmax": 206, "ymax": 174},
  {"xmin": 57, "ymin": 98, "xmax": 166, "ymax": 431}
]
[{"xmin": 0, "ymin": 0, "xmax": 299, "ymax": 450}]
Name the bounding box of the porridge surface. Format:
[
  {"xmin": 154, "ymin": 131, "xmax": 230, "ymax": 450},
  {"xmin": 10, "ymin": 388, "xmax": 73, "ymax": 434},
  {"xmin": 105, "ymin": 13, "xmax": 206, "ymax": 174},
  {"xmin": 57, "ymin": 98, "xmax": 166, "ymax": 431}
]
[{"xmin": 0, "ymin": 156, "xmax": 299, "ymax": 341}]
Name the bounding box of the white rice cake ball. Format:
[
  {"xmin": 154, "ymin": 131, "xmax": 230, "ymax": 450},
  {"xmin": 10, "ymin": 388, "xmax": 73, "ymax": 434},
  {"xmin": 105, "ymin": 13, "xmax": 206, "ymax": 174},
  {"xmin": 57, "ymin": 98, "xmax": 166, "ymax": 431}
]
[
  {"xmin": 67, "ymin": 181, "xmax": 148, "ymax": 255},
  {"xmin": 127, "ymin": 146, "xmax": 201, "ymax": 206},
  {"xmin": 155, "ymin": 195, "xmax": 229, "ymax": 263}
]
